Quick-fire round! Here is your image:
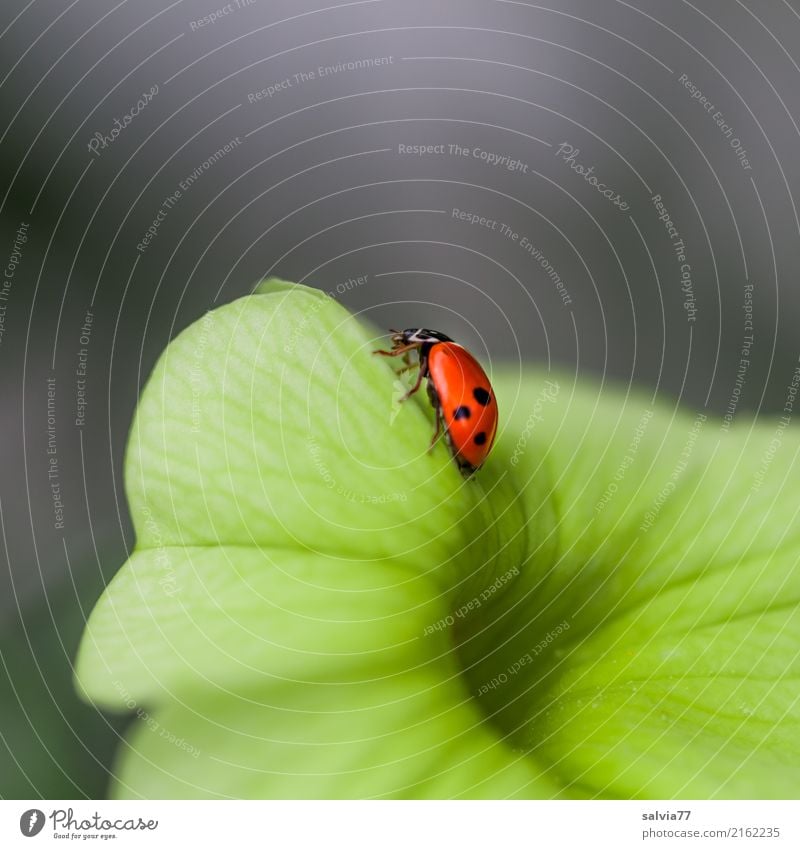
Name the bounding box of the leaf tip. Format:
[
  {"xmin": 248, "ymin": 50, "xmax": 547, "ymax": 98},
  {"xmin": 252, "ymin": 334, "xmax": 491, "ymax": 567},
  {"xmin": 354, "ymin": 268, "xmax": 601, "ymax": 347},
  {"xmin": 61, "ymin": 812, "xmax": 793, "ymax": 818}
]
[{"xmin": 254, "ymin": 277, "xmax": 304, "ymax": 296}]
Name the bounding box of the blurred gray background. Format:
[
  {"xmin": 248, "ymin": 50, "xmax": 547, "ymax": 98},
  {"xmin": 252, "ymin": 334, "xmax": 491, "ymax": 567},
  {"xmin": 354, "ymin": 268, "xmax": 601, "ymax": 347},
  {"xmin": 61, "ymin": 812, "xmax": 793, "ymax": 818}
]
[{"xmin": 1, "ymin": 0, "xmax": 798, "ymax": 796}]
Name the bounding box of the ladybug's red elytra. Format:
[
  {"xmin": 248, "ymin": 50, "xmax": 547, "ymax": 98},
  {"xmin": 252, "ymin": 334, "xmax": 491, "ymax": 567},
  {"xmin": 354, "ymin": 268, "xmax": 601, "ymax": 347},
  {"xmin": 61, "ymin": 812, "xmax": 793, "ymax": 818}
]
[{"xmin": 374, "ymin": 328, "xmax": 498, "ymax": 476}]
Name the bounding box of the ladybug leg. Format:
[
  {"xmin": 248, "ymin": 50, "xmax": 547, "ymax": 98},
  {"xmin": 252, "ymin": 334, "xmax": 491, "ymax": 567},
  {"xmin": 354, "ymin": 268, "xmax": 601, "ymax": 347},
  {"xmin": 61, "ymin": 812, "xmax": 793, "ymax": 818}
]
[
  {"xmin": 425, "ymin": 379, "xmax": 442, "ymax": 451},
  {"xmin": 400, "ymin": 362, "xmax": 426, "ymax": 400},
  {"xmin": 391, "ymin": 350, "xmax": 419, "ymax": 376},
  {"xmin": 427, "ymin": 409, "xmax": 442, "ymax": 451},
  {"xmin": 394, "ymin": 359, "xmax": 417, "ymax": 376},
  {"xmin": 373, "ymin": 343, "xmax": 418, "ymax": 358}
]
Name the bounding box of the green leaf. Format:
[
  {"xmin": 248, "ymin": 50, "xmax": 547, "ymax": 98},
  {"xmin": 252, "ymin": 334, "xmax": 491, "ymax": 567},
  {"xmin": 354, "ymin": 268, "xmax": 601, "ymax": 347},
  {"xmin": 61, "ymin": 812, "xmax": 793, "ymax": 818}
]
[
  {"xmin": 458, "ymin": 379, "xmax": 800, "ymax": 798},
  {"xmin": 124, "ymin": 281, "xmax": 480, "ymax": 566},
  {"xmin": 75, "ymin": 546, "xmax": 448, "ymax": 702},
  {"xmin": 76, "ymin": 279, "xmax": 800, "ymax": 799},
  {"xmin": 76, "ymin": 280, "xmax": 553, "ymax": 798},
  {"xmin": 108, "ymin": 670, "xmax": 552, "ymax": 799}
]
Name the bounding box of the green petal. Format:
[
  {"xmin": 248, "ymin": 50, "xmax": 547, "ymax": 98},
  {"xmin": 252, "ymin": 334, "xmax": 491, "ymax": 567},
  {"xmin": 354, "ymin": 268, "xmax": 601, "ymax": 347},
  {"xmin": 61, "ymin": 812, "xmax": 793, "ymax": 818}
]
[
  {"xmin": 77, "ymin": 282, "xmax": 549, "ymax": 798},
  {"xmin": 125, "ymin": 281, "xmax": 484, "ymax": 572},
  {"xmin": 109, "ymin": 672, "xmax": 558, "ymax": 800},
  {"xmin": 75, "ymin": 546, "xmax": 448, "ymax": 705},
  {"xmin": 78, "ymin": 282, "xmax": 521, "ymax": 704},
  {"xmin": 77, "ymin": 279, "xmax": 798, "ymax": 799},
  {"xmin": 461, "ymin": 372, "xmax": 800, "ymax": 798}
]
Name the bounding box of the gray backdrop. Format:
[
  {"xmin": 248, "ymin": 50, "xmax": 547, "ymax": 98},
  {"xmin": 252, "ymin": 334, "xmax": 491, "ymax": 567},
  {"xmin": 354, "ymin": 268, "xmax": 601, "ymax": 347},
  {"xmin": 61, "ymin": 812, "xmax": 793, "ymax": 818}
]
[{"xmin": 0, "ymin": 0, "xmax": 798, "ymax": 796}]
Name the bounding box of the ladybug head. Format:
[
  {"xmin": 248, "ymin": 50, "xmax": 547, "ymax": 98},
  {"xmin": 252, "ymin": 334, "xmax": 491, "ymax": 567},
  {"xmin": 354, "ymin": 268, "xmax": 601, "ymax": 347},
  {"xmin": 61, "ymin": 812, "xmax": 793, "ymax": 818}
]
[{"xmin": 391, "ymin": 328, "xmax": 454, "ymax": 346}]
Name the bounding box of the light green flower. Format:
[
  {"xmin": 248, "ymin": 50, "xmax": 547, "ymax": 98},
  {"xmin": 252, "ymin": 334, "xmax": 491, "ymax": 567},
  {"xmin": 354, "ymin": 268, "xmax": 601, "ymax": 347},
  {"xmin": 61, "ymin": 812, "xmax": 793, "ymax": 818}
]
[{"xmin": 75, "ymin": 279, "xmax": 800, "ymax": 798}]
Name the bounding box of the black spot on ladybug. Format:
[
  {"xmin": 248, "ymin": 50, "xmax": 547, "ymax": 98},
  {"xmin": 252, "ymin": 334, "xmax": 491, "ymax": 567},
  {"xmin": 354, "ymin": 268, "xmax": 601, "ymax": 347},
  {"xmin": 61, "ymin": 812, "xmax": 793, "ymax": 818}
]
[
  {"xmin": 474, "ymin": 431, "xmax": 487, "ymax": 445},
  {"xmin": 473, "ymin": 387, "xmax": 491, "ymax": 406},
  {"xmin": 453, "ymin": 405, "xmax": 471, "ymax": 420}
]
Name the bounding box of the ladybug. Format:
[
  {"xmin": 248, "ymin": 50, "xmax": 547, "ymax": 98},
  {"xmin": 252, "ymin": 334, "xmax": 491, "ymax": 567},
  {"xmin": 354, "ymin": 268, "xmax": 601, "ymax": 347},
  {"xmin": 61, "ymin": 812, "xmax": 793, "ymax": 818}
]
[{"xmin": 374, "ymin": 328, "xmax": 498, "ymax": 476}]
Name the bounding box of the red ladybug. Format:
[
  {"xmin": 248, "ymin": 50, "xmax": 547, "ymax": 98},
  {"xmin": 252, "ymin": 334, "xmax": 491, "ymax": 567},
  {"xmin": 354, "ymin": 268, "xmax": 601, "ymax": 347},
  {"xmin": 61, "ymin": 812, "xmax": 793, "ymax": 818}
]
[{"xmin": 374, "ymin": 328, "xmax": 498, "ymax": 475}]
